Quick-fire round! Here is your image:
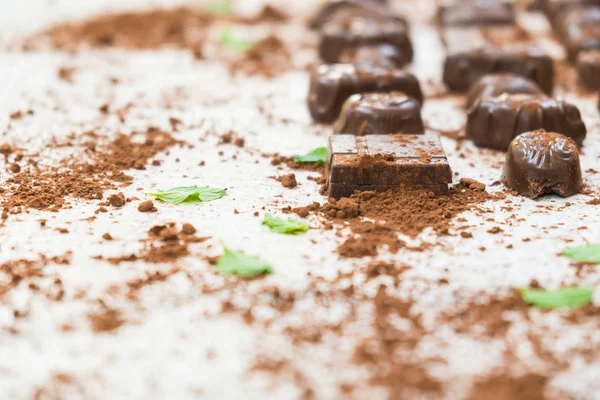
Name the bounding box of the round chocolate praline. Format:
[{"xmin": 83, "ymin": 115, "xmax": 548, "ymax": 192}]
[
  {"xmin": 503, "ymin": 130, "xmax": 583, "ymax": 198},
  {"xmin": 466, "ymin": 94, "xmax": 587, "ymax": 151},
  {"xmin": 333, "ymin": 92, "xmax": 424, "ymax": 135},
  {"xmin": 465, "ymin": 73, "xmax": 544, "ymax": 110}
]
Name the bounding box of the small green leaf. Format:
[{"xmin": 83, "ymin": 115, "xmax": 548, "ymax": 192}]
[
  {"xmin": 219, "ymin": 27, "xmax": 254, "ymax": 51},
  {"xmin": 519, "ymin": 287, "xmax": 594, "ymax": 309},
  {"xmin": 208, "ymin": 0, "xmax": 232, "ymax": 15},
  {"xmin": 294, "ymin": 147, "xmax": 327, "ymax": 163},
  {"xmin": 146, "ymin": 185, "xmax": 226, "ymax": 204},
  {"xmin": 262, "ymin": 213, "xmax": 309, "ymax": 234},
  {"xmin": 562, "ymin": 244, "xmax": 600, "ymax": 264},
  {"xmin": 215, "ymin": 246, "xmax": 273, "ymax": 278}
]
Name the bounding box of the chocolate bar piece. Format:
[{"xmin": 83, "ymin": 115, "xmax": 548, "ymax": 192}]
[
  {"xmin": 442, "ymin": 27, "xmax": 554, "ymax": 93},
  {"xmin": 333, "ymin": 92, "xmax": 424, "ymax": 135},
  {"xmin": 503, "ymin": 130, "xmax": 583, "ymax": 198},
  {"xmin": 465, "ymin": 73, "xmax": 544, "ymax": 109},
  {"xmin": 437, "ymin": 0, "xmax": 515, "ymax": 27},
  {"xmin": 309, "ymin": 0, "xmax": 400, "ymax": 30},
  {"xmin": 307, "ymin": 64, "xmax": 424, "ymax": 123},
  {"xmin": 339, "ymin": 43, "xmax": 406, "ymax": 68},
  {"xmin": 326, "ymin": 134, "xmax": 452, "ymax": 199},
  {"xmin": 319, "ymin": 14, "xmax": 413, "ymax": 65},
  {"xmin": 467, "ymin": 94, "xmax": 587, "ymax": 150},
  {"xmin": 552, "ymin": 5, "xmax": 600, "ymax": 61},
  {"xmin": 577, "ymin": 50, "xmax": 600, "ymax": 89}
]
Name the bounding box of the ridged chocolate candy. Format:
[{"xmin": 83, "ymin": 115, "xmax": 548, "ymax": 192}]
[
  {"xmin": 466, "ymin": 94, "xmax": 587, "ymax": 150},
  {"xmin": 307, "ymin": 64, "xmax": 424, "ymax": 123},
  {"xmin": 333, "ymin": 92, "xmax": 424, "ymax": 135},
  {"xmin": 503, "ymin": 130, "xmax": 583, "ymax": 198},
  {"xmin": 465, "ymin": 73, "xmax": 544, "ymax": 109},
  {"xmin": 319, "ymin": 14, "xmax": 413, "ymax": 66}
]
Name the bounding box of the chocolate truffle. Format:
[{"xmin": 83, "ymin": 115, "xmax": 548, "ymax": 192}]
[
  {"xmin": 307, "ymin": 64, "xmax": 424, "ymax": 123},
  {"xmin": 466, "ymin": 94, "xmax": 587, "ymax": 150},
  {"xmin": 503, "ymin": 130, "xmax": 583, "ymax": 198},
  {"xmin": 327, "ymin": 133, "xmax": 452, "ymax": 199},
  {"xmin": 465, "ymin": 73, "xmax": 544, "ymax": 109},
  {"xmin": 444, "ymin": 46, "xmax": 554, "ymax": 93},
  {"xmin": 319, "ymin": 14, "xmax": 413, "ymax": 66},
  {"xmin": 577, "ymin": 50, "xmax": 600, "ymax": 90},
  {"xmin": 333, "ymin": 92, "xmax": 424, "ymax": 135}
]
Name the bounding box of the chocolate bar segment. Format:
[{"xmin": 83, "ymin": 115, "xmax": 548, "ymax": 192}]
[
  {"xmin": 442, "ymin": 26, "xmax": 554, "ymax": 93},
  {"xmin": 326, "ymin": 134, "xmax": 452, "ymax": 199},
  {"xmin": 503, "ymin": 130, "xmax": 583, "ymax": 198},
  {"xmin": 319, "ymin": 14, "xmax": 413, "ymax": 65},
  {"xmin": 465, "ymin": 73, "xmax": 544, "ymax": 109},
  {"xmin": 307, "ymin": 64, "xmax": 424, "ymax": 123},
  {"xmin": 333, "ymin": 92, "xmax": 424, "ymax": 135},
  {"xmin": 467, "ymin": 94, "xmax": 587, "ymax": 150},
  {"xmin": 437, "ymin": 0, "xmax": 515, "ymax": 27}
]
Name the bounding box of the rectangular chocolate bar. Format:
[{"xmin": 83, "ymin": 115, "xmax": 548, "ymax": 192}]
[
  {"xmin": 326, "ymin": 134, "xmax": 453, "ymax": 199},
  {"xmin": 442, "ymin": 26, "xmax": 554, "ymax": 93},
  {"xmin": 437, "ymin": 0, "xmax": 515, "ymax": 27}
]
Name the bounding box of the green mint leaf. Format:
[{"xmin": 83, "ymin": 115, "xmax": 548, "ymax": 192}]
[
  {"xmin": 219, "ymin": 27, "xmax": 254, "ymax": 51},
  {"xmin": 146, "ymin": 185, "xmax": 226, "ymax": 204},
  {"xmin": 215, "ymin": 246, "xmax": 273, "ymax": 278},
  {"xmin": 294, "ymin": 147, "xmax": 327, "ymax": 163},
  {"xmin": 208, "ymin": 0, "xmax": 232, "ymax": 15},
  {"xmin": 519, "ymin": 287, "xmax": 594, "ymax": 309},
  {"xmin": 262, "ymin": 213, "xmax": 309, "ymax": 234},
  {"xmin": 562, "ymin": 244, "xmax": 600, "ymax": 264}
]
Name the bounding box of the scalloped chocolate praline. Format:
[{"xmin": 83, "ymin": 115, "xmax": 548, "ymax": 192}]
[
  {"xmin": 503, "ymin": 130, "xmax": 583, "ymax": 198},
  {"xmin": 466, "ymin": 94, "xmax": 587, "ymax": 150},
  {"xmin": 465, "ymin": 73, "xmax": 544, "ymax": 110},
  {"xmin": 333, "ymin": 92, "xmax": 424, "ymax": 135}
]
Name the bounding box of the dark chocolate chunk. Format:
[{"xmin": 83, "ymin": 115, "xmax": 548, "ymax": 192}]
[
  {"xmin": 319, "ymin": 14, "xmax": 413, "ymax": 66},
  {"xmin": 466, "ymin": 94, "xmax": 587, "ymax": 150},
  {"xmin": 333, "ymin": 92, "xmax": 424, "ymax": 135},
  {"xmin": 577, "ymin": 50, "xmax": 600, "ymax": 90},
  {"xmin": 503, "ymin": 130, "xmax": 583, "ymax": 198},
  {"xmin": 465, "ymin": 73, "xmax": 544, "ymax": 109},
  {"xmin": 307, "ymin": 64, "xmax": 424, "ymax": 123},
  {"xmin": 442, "ymin": 27, "xmax": 554, "ymax": 93},
  {"xmin": 553, "ymin": 5, "xmax": 600, "ymax": 61},
  {"xmin": 326, "ymin": 134, "xmax": 452, "ymax": 199},
  {"xmin": 437, "ymin": 0, "xmax": 515, "ymax": 27},
  {"xmin": 309, "ymin": 0, "xmax": 398, "ymax": 30},
  {"xmin": 339, "ymin": 43, "xmax": 406, "ymax": 68}
]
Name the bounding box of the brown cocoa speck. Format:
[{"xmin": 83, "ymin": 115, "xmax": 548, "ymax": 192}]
[
  {"xmin": 181, "ymin": 223, "xmax": 197, "ymax": 235},
  {"xmin": 138, "ymin": 200, "xmax": 154, "ymax": 212},
  {"xmin": 280, "ymin": 173, "xmax": 297, "ymax": 188}
]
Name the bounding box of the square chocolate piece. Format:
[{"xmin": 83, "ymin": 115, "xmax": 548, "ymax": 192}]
[
  {"xmin": 326, "ymin": 134, "xmax": 453, "ymax": 199},
  {"xmin": 437, "ymin": 0, "xmax": 515, "ymax": 27}
]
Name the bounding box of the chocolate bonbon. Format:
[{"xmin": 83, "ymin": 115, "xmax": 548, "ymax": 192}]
[
  {"xmin": 309, "ymin": 0, "xmax": 400, "ymax": 30},
  {"xmin": 466, "ymin": 94, "xmax": 587, "ymax": 150},
  {"xmin": 319, "ymin": 14, "xmax": 413, "ymax": 65},
  {"xmin": 577, "ymin": 50, "xmax": 600, "ymax": 89},
  {"xmin": 503, "ymin": 130, "xmax": 583, "ymax": 198},
  {"xmin": 552, "ymin": 4, "xmax": 600, "ymax": 61},
  {"xmin": 326, "ymin": 134, "xmax": 452, "ymax": 199},
  {"xmin": 338, "ymin": 43, "xmax": 406, "ymax": 68},
  {"xmin": 307, "ymin": 64, "xmax": 424, "ymax": 123},
  {"xmin": 437, "ymin": 0, "xmax": 515, "ymax": 27},
  {"xmin": 465, "ymin": 73, "xmax": 544, "ymax": 109},
  {"xmin": 333, "ymin": 92, "xmax": 424, "ymax": 135}
]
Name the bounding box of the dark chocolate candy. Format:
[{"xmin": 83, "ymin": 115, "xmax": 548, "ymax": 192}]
[
  {"xmin": 553, "ymin": 5, "xmax": 600, "ymax": 61},
  {"xmin": 503, "ymin": 130, "xmax": 583, "ymax": 198},
  {"xmin": 466, "ymin": 94, "xmax": 587, "ymax": 150},
  {"xmin": 577, "ymin": 50, "xmax": 600, "ymax": 90},
  {"xmin": 444, "ymin": 44, "xmax": 554, "ymax": 93},
  {"xmin": 333, "ymin": 92, "xmax": 424, "ymax": 135},
  {"xmin": 465, "ymin": 73, "xmax": 544, "ymax": 109},
  {"xmin": 437, "ymin": 0, "xmax": 515, "ymax": 27},
  {"xmin": 307, "ymin": 64, "xmax": 424, "ymax": 123},
  {"xmin": 319, "ymin": 14, "xmax": 413, "ymax": 65},
  {"xmin": 339, "ymin": 43, "xmax": 406, "ymax": 68},
  {"xmin": 326, "ymin": 134, "xmax": 452, "ymax": 199},
  {"xmin": 309, "ymin": 0, "xmax": 397, "ymax": 30}
]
